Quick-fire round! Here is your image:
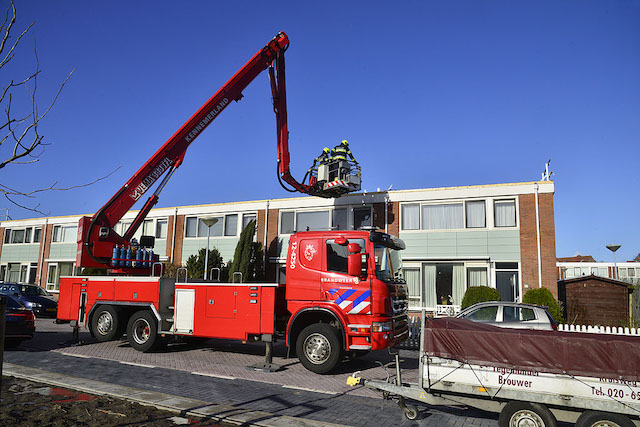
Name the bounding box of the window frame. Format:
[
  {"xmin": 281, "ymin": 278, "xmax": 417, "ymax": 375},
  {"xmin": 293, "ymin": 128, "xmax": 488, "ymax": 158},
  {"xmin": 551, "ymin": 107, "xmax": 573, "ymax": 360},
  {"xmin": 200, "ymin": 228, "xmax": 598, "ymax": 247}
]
[
  {"xmin": 184, "ymin": 214, "xmax": 243, "ymax": 238},
  {"xmin": 494, "ymin": 199, "xmax": 517, "ymax": 228}
]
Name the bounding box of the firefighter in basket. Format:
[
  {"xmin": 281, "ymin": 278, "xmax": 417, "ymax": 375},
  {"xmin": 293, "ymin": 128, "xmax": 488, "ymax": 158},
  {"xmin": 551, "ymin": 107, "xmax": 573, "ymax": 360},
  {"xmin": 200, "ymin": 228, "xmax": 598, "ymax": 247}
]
[{"xmin": 329, "ymin": 140, "xmax": 357, "ymax": 181}]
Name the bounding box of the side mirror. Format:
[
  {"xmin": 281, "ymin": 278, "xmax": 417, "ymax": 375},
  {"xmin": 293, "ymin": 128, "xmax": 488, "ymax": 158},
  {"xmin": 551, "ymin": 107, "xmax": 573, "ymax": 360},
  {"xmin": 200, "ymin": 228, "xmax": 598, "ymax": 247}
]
[{"xmin": 347, "ymin": 243, "xmax": 362, "ymax": 277}]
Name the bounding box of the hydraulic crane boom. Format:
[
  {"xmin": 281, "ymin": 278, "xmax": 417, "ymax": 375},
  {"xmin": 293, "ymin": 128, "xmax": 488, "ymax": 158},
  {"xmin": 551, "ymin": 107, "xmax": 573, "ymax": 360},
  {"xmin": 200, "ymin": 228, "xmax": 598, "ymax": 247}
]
[{"xmin": 76, "ymin": 31, "xmax": 360, "ymax": 272}]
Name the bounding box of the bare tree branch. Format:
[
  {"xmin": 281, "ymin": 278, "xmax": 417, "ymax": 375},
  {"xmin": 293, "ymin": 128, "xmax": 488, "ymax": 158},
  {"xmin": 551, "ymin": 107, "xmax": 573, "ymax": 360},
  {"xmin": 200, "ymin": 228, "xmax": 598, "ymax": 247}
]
[{"xmin": 0, "ymin": 0, "xmax": 112, "ymax": 214}]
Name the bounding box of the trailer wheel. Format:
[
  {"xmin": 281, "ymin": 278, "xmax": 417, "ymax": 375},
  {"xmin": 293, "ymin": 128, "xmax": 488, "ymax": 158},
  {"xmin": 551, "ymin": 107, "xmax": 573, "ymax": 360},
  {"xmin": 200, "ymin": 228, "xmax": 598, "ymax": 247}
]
[
  {"xmin": 296, "ymin": 323, "xmax": 342, "ymax": 374},
  {"xmin": 403, "ymin": 404, "xmax": 419, "ymax": 420},
  {"xmin": 126, "ymin": 310, "xmax": 160, "ymax": 352},
  {"xmin": 576, "ymin": 411, "xmax": 634, "ymax": 427},
  {"xmin": 499, "ymin": 402, "xmax": 557, "ymax": 427},
  {"xmin": 91, "ymin": 305, "xmax": 123, "ymax": 342}
]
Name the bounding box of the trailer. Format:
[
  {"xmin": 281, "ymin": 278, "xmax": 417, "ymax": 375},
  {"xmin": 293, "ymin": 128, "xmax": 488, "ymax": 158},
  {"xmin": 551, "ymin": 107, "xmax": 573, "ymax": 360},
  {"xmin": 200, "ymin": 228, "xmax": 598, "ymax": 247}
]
[{"xmin": 348, "ymin": 313, "xmax": 640, "ymax": 426}]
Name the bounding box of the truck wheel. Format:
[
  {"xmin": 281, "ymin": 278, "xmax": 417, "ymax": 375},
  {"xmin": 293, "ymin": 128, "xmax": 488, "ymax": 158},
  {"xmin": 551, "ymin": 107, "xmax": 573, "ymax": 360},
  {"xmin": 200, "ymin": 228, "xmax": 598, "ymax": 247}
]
[
  {"xmin": 296, "ymin": 323, "xmax": 342, "ymax": 374},
  {"xmin": 499, "ymin": 402, "xmax": 557, "ymax": 427},
  {"xmin": 91, "ymin": 305, "xmax": 123, "ymax": 342},
  {"xmin": 576, "ymin": 411, "xmax": 634, "ymax": 427},
  {"xmin": 403, "ymin": 404, "xmax": 419, "ymax": 420},
  {"xmin": 126, "ymin": 310, "xmax": 159, "ymax": 352}
]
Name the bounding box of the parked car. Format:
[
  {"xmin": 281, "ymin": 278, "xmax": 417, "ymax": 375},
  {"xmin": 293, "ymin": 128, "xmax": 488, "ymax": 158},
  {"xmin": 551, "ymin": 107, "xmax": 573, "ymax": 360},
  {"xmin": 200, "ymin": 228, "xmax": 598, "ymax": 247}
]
[
  {"xmin": 2, "ymin": 294, "xmax": 36, "ymax": 346},
  {"xmin": 0, "ymin": 283, "xmax": 58, "ymax": 317},
  {"xmin": 455, "ymin": 301, "xmax": 557, "ymax": 331}
]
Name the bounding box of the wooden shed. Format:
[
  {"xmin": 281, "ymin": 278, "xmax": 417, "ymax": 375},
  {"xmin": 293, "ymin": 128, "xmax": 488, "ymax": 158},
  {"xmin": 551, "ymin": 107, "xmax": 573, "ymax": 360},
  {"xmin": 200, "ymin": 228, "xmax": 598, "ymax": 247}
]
[{"xmin": 558, "ymin": 275, "xmax": 633, "ymax": 327}]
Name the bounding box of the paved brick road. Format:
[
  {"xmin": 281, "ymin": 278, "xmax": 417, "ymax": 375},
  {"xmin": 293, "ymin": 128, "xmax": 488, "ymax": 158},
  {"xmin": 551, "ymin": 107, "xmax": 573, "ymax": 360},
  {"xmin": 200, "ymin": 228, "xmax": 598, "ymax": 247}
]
[{"xmin": 3, "ymin": 318, "xmax": 502, "ymax": 426}]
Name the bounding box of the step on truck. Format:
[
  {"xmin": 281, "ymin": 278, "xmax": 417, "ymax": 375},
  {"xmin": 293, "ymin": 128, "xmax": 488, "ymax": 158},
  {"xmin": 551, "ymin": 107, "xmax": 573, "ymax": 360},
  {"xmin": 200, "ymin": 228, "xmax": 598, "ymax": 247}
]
[
  {"xmin": 348, "ymin": 314, "xmax": 640, "ymax": 426},
  {"xmin": 58, "ymin": 229, "xmax": 409, "ymax": 373}
]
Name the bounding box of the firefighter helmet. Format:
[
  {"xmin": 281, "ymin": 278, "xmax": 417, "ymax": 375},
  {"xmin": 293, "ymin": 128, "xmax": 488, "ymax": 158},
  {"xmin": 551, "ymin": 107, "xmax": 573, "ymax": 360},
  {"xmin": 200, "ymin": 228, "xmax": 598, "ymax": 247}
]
[
  {"xmin": 323, "ymin": 147, "xmax": 330, "ymax": 153},
  {"xmin": 341, "ymin": 140, "xmax": 349, "ymax": 146}
]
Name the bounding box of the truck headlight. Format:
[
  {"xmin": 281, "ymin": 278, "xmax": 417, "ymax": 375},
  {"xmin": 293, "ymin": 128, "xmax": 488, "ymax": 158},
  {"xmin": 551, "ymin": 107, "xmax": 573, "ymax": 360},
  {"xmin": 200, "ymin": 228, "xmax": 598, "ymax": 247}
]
[{"xmin": 372, "ymin": 321, "xmax": 392, "ymax": 332}]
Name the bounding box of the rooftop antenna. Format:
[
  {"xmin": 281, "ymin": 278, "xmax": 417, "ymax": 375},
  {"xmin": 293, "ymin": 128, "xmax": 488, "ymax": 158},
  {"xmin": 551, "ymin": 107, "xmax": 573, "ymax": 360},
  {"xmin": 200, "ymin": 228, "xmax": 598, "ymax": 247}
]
[
  {"xmin": 541, "ymin": 159, "xmax": 553, "ymax": 181},
  {"xmin": 0, "ymin": 208, "xmax": 10, "ymax": 221}
]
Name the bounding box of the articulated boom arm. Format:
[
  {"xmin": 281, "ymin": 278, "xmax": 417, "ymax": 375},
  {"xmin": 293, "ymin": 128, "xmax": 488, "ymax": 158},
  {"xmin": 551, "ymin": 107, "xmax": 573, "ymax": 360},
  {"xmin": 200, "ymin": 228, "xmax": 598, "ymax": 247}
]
[
  {"xmin": 77, "ymin": 32, "xmax": 290, "ymax": 270},
  {"xmin": 270, "ymin": 51, "xmax": 361, "ymax": 199}
]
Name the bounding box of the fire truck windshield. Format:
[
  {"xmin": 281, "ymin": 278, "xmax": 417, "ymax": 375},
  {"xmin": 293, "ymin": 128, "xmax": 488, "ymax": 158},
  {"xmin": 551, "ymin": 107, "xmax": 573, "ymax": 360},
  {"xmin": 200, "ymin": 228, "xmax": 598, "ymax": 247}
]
[{"xmin": 374, "ymin": 244, "xmax": 403, "ymax": 282}]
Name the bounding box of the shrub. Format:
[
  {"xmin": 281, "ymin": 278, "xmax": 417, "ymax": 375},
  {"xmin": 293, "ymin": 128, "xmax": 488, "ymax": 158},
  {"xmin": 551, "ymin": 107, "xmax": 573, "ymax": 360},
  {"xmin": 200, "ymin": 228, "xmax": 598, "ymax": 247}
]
[
  {"xmin": 523, "ymin": 287, "xmax": 564, "ymax": 323},
  {"xmin": 229, "ymin": 220, "xmax": 264, "ymax": 283},
  {"xmin": 461, "ymin": 286, "xmax": 501, "ymax": 310},
  {"xmin": 185, "ymin": 247, "xmax": 226, "ymax": 280}
]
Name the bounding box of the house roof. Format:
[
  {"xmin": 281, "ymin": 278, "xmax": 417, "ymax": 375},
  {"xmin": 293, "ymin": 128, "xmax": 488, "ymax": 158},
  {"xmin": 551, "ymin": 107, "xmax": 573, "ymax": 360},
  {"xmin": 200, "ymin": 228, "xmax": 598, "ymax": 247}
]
[
  {"xmin": 558, "ymin": 274, "xmax": 633, "ymax": 289},
  {"xmin": 557, "ymin": 255, "xmax": 596, "ymax": 263}
]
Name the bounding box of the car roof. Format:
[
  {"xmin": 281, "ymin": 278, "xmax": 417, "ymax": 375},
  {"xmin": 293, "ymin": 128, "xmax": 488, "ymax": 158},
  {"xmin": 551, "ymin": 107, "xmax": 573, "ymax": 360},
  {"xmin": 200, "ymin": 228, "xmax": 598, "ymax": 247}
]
[{"xmin": 461, "ymin": 301, "xmax": 547, "ymax": 310}]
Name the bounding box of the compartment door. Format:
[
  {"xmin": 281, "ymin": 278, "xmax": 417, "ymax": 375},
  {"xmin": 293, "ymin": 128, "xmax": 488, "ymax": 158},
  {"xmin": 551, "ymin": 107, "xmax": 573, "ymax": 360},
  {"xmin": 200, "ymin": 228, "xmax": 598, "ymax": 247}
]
[{"xmin": 174, "ymin": 288, "xmax": 195, "ymax": 334}]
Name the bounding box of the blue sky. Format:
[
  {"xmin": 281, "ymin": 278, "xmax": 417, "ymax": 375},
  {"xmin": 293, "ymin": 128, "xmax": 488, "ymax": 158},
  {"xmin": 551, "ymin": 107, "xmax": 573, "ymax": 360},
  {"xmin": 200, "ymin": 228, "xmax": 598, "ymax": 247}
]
[{"xmin": 2, "ymin": 1, "xmax": 639, "ymax": 262}]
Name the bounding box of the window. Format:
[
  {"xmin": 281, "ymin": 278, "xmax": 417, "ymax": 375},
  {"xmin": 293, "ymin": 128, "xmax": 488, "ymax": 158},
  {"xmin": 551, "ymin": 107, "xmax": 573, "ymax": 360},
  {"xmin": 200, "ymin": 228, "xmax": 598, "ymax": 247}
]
[
  {"xmin": 46, "ymin": 264, "xmax": 58, "ymax": 291},
  {"xmin": 332, "ymin": 208, "xmax": 347, "ymax": 230},
  {"xmin": 280, "ymin": 212, "xmax": 295, "ymax": 234},
  {"xmin": 297, "ymin": 210, "xmax": 329, "ymax": 232},
  {"xmin": 496, "ymin": 262, "xmax": 519, "ymax": 302},
  {"xmin": 422, "ymin": 204, "xmax": 463, "ymax": 230},
  {"xmin": 224, "ymin": 214, "xmax": 238, "ymax": 236},
  {"xmin": 33, "ymin": 227, "xmax": 42, "ymax": 243},
  {"xmin": 326, "ymin": 239, "xmax": 349, "ymax": 273},
  {"xmin": 467, "ymin": 267, "xmax": 488, "ymax": 287},
  {"xmin": 186, "ymin": 215, "xmax": 239, "ymax": 238},
  {"xmin": 142, "ymin": 220, "xmax": 154, "ymax": 236},
  {"xmin": 11, "ymin": 229, "xmax": 25, "ymax": 244},
  {"xmin": 404, "ymin": 267, "xmax": 421, "ymax": 308},
  {"xmin": 503, "ymin": 306, "xmax": 536, "ymax": 323},
  {"xmin": 598, "ymin": 267, "xmax": 607, "ymax": 277},
  {"xmin": 0, "ymin": 265, "xmax": 5, "ymax": 281},
  {"xmin": 465, "ymin": 201, "xmax": 486, "ymax": 228},
  {"xmin": 591, "ymin": 267, "xmax": 598, "ymax": 275},
  {"xmin": 52, "ymin": 225, "xmax": 77, "ymax": 243},
  {"xmin": 4, "ymin": 230, "xmax": 10, "ymax": 244},
  {"xmin": 462, "ymin": 306, "xmax": 498, "ymax": 322},
  {"xmin": 242, "ymin": 214, "xmax": 256, "ymax": 230},
  {"xmin": 353, "ymin": 207, "xmax": 372, "ymax": 229},
  {"xmin": 326, "ymin": 238, "xmax": 365, "ymax": 274},
  {"xmin": 25, "ymin": 228, "xmax": 32, "ymax": 243},
  {"xmin": 401, "ymin": 204, "xmax": 420, "ymax": 230},
  {"xmin": 495, "ymin": 200, "xmax": 516, "ymax": 227},
  {"xmin": 156, "ymin": 220, "xmax": 168, "ymax": 239}
]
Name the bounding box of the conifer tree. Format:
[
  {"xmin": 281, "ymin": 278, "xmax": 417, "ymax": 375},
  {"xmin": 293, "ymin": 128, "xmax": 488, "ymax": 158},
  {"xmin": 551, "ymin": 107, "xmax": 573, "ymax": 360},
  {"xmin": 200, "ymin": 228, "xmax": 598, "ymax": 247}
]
[{"xmin": 229, "ymin": 220, "xmax": 264, "ymax": 282}]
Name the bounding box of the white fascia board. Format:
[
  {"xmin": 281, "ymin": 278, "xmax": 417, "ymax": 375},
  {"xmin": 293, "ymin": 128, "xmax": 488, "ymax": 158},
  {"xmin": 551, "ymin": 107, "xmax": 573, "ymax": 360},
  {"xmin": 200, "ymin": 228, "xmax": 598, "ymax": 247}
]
[
  {"xmin": 557, "ymin": 261, "xmax": 640, "ymax": 268},
  {"xmin": 388, "ymin": 181, "xmax": 555, "ymax": 203}
]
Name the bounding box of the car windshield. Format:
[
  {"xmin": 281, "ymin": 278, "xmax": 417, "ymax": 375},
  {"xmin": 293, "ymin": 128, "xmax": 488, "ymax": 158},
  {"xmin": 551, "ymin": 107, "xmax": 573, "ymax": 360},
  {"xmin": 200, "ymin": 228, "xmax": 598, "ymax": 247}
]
[
  {"xmin": 19, "ymin": 285, "xmax": 50, "ymax": 297},
  {"xmin": 374, "ymin": 244, "xmax": 403, "ymax": 282}
]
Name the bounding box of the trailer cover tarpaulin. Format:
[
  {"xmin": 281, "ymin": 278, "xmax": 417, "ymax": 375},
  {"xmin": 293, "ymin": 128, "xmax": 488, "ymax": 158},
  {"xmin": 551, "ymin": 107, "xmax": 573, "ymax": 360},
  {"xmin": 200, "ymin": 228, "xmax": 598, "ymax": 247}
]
[{"xmin": 424, "ymin": 317, "xmax": 640, "ymax": 382}]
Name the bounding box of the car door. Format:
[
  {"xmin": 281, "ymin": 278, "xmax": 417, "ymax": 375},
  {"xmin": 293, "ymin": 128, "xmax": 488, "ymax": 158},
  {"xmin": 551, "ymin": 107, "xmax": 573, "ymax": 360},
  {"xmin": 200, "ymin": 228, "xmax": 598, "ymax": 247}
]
[{"xmin": 501, "ymin": 306, "xmax": 539, "ymax": 330}]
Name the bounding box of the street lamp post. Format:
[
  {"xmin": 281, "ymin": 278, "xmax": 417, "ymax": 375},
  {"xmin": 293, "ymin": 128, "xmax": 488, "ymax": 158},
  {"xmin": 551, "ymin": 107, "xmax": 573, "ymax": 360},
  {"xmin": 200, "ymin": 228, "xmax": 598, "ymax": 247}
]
[
  {"xmin": 201, "ymin": 217, "xmax": 219, "ymax": 281},
  {"xmin": 606, "ymin": 244, "xmax": 621, "ymax": 280}
]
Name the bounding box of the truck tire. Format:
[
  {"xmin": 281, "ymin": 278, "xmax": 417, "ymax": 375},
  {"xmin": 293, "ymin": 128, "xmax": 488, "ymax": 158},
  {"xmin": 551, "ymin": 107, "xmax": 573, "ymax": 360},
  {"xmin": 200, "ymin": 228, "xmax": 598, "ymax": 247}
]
[
  {"xmin": 91, "ymin": 305, "xmax": 123, "ymax": 342},
  {"xmin": 126, "ymin": 310, "xmax": 160, "ymax": 352},
  {"xmin": 576, "ymin": 411, "xmax": 634, "ymax": 427},
  {"xmin": 499, "ymin": 402, "xmax": 557, "ymax": 427},
  {"xmin": 296, "ymin": 323, "xmax": 342, "ymax": 374}
]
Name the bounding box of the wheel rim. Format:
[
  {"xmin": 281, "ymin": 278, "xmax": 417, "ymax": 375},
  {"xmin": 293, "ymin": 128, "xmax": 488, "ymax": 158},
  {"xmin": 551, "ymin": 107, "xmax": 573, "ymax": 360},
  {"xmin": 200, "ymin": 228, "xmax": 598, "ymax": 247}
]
[
  {"xmin": 96, "ymin": 311, "xmax": 113, "ymax": 335},
  {"xmin": 303, "ymin": 332, "xmax": 331, "ymax": 365},
  {"xmin": 509, "ymin": 409, "xmax": 546, "ymax": 427},
  {"xmin": 132, "ymin": 318, "xmax": 151, "ymax": 345}
]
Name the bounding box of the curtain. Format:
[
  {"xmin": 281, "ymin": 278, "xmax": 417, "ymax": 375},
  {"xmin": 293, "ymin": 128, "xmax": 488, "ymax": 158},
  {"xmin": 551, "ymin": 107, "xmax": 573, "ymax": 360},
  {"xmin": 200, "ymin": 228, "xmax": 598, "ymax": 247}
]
[
  {"xmin": 466, "ymin": 201, "xmax": 486, "ymax": 228},
  {"xmin": 404, "ymin": 268, "xmax": 421, "ymax": 308},
  {"xmin": 495, "ymin": 200, "xmax": 516, "ymax": 227},
  {"xmin": 423, "ymin": 264, "xmax": 436, "ymax": 308},
  {"xmin": 422, "ymin": 204, "xmax": 463, "ymax": 230},
  {"xmin": 452, "ymin": 264, "xmax": 465, "ymax": 306},
  {"xmin": 468, "ymin": 268, "xmax": 488, "ymax": 287},
  {"xmin": 402, "ymin": 204, "xmax": 420, "ymax": 230}
]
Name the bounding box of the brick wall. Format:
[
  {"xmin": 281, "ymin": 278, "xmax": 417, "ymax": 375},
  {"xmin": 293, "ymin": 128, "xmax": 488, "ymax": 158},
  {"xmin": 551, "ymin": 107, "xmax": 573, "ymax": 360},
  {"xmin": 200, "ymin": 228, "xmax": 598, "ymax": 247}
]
[
  {"xmin": 0, "ymin": 227, "xmax": 4, "ymax": 259},
  {"xmin": 166, "ymin": 215, "xmax": 175, "ymax": 259},
  {"xmin": 39, "ymin": 223, "xmax": 53, "ymax": 288},
  {"xmin": 519, "ymin": 192, "xmax": 558, "ymax": 298},
  {"xmin": 265, "ymin": 208, "xmax": 280, "ymax": 281},
  {"xmin": 172, "ymin": 215, "xmax": 185, "ymax": 265}
]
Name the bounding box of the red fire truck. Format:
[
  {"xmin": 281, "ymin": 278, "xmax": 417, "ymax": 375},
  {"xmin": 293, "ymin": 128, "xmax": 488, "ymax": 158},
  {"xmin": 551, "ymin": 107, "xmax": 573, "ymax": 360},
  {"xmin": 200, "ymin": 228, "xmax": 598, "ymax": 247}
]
[
  {"xmin": 56, "ymin": 32, "xmax": 407, "ymax": 373},
  {"xmin": 58, "ymin": 230, "xmax": 409, "ymax": 373}
]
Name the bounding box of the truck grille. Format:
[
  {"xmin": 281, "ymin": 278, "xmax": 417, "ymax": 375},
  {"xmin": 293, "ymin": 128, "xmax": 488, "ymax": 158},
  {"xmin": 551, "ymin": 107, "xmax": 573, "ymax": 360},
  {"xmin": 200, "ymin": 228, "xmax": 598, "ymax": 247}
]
[{"xmin": 391, "ymin": 283, "xmax": 409, "ymax": 341}]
